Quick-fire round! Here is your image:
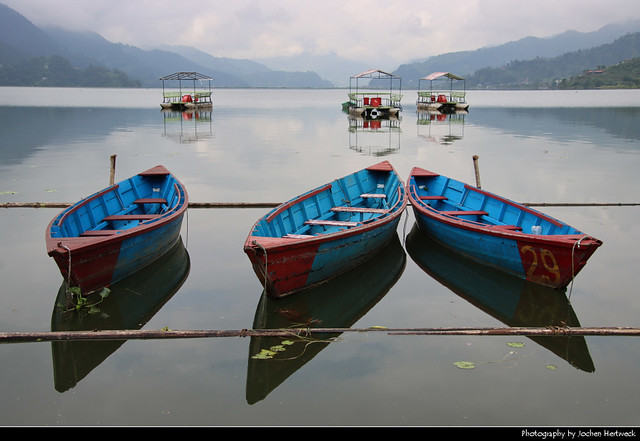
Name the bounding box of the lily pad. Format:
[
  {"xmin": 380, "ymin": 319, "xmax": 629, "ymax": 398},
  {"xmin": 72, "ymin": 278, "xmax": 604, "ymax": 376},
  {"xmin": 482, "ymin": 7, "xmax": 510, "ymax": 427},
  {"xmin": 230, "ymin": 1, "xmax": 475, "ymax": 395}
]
[
  {"xmin": 453, "ymin": 361, "xmax": 476, "ymax": 369},
  {"xmin": 251, "ymin": 349, "xmax": 277, "ymax": 359},
  {"xmin": 506, "ymin": 342, "xmax": 525, "ymax": 348}
]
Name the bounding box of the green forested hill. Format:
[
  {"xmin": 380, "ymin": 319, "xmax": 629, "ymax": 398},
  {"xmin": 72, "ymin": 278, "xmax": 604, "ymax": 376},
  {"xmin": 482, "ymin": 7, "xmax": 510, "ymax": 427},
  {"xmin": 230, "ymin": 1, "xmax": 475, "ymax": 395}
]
[
  {"xmin": 466, "ymin": 32, "xmax": 640, "ymax": 89},
  {"xmin": 0, "ymin": 54, "xmax": 141, "ymax": 87},
  {"xmin": 558, "ymin": 58, "xmax": 640, "ymax": 89}
]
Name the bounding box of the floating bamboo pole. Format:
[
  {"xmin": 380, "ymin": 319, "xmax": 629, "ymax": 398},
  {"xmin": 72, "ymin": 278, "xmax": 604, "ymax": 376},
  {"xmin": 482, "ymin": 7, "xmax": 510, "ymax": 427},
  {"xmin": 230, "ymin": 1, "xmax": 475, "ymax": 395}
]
[
  {"xmin": 2, "ymin": 201, "xmax": 638, "ymax": 209},
  {"xmin": 0, "ymin": 326, "xmax": 638, "ymax": 344}
]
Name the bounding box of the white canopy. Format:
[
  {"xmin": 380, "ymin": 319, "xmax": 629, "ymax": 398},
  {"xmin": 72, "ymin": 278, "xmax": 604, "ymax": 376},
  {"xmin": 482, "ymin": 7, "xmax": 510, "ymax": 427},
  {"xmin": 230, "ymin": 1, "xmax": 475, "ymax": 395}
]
[{"xmin": 420, "ymin": 72, "xmax": 465, "ymax": 81}]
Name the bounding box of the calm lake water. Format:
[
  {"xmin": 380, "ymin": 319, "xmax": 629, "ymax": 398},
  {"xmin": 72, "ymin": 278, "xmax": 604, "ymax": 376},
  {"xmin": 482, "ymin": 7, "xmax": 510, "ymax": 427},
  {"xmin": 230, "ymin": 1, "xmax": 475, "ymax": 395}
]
[{"xmin": 0, "ymin": 87, "xmax": 639, "ymax": 427}]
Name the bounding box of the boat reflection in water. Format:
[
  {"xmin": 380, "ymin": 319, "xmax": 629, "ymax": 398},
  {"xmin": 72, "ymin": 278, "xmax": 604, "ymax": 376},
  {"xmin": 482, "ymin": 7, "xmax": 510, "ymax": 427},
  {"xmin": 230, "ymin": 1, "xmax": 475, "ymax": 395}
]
[
  {"xmin": 50, "ymin": 237, "xmax": 190, "ymax": 393},
  {"xmin": 348, "ymin": 115, "xmax": 402, "ymax": 156},
  {"xmin": 416, "ymin": 109, "xmax": 466, "ymax": 145},
  {"xmin": 405, "ymin": 224, "xmax": 595, "ymax": 373},
  {"xmin": 161, "ymin": 108, "xmax": 213, "ymax": 143},
  {"xmin": 246, "ymin": 234, "xmax": 406, "ymax": 404}
]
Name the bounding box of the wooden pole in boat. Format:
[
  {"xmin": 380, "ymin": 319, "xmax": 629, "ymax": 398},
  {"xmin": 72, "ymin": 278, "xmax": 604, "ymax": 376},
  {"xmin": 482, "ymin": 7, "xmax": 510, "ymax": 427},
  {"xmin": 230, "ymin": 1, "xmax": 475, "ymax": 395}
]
[
  {"xmin": 0, "ymin": 326, "xmax": 639, "ymax": 343},
  {"xmin": 109, "ymin": 154, "xmax": 117, "ymax": 186},
  {"xmin": 473, "ymin": 155, "xmax": 481, "ymax": 188}
]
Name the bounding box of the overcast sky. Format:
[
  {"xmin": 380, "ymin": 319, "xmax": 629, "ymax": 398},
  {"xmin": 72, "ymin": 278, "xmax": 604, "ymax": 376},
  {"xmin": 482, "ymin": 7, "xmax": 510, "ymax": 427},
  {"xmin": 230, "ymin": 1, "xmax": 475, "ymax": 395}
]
[{"xmin": 5, "ymin": 0, "xmax": 640, "ymax": 68}]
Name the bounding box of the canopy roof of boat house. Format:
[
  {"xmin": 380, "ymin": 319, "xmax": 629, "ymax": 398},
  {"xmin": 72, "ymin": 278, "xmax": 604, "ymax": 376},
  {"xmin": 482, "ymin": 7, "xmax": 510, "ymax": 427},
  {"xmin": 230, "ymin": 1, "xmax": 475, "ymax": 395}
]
[
  {"xmin": 419, "ymin": 72, "xmax": 466, "ymax": 90},
  {"xmin": 350, "ymin": 69, "xmax": 402, "ymax": 93},
  {"xmin": 159, "ymin": 71, "xmax": 214, "ymax": 92}
]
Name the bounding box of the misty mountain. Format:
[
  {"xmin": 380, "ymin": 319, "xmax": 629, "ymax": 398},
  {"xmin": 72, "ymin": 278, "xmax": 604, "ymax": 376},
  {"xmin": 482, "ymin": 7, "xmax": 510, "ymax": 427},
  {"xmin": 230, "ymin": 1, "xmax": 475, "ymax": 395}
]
[
  {"xmin": 467, "ymin": 32, "xmax": 640, "ymax": 88},
  {"xmin": 42, "ymin": 27, "xmax": 252, "ymax": 87},
  {"xmin": 159, "ymin": 45, "xmax": 271, "ymax": 77},
  {"xmin": 1, "ymin": 2, "xmax": 639, "ymax": 89},
  {"xmin": 255, "ymin": 52, "xmax": 370, "ymax": 87},
  {"xmin": 161, "ymin": 45, "xmax": 333, "ymax": 88},
  {"xmin": 394, "ymin": 19, "xmax": 640, "ymax": 88},
  {"xmin": 0, "ymin": 3, "xmax": 333, "ymax": 87},
  {"xmin": 0, "ymin": 3, "xmax": 61, "ymax": 59}
]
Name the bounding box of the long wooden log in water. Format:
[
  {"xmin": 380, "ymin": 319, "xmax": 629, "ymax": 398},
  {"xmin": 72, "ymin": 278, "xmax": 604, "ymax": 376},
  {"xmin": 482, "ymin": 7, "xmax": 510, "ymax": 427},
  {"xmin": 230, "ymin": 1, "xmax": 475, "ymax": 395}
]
[
  {"xmin": 2, "ymin": 201, "xmax": 638, "ymax": 209},
  {"xmin": 0, "ymin": 326, "xmax": 638, "ymax": 343}
]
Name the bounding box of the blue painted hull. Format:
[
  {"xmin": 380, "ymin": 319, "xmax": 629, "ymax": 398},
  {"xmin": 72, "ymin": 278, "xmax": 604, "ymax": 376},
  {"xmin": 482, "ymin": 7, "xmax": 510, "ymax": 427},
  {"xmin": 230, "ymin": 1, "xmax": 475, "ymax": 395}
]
[
  {"xmin": 244, "ymin": 161, "xmax": 408, "ymax": 298},
  {"xmin": 108, "ymin": 214, "xmax": 185, "ymax": 283},
  {"xmin": 46, "ymin": 165, "xmax": 188, "ymax": 295},
  {"xmin": 407, "ymin": 167, "xmax": 602, "ymax": 289}
]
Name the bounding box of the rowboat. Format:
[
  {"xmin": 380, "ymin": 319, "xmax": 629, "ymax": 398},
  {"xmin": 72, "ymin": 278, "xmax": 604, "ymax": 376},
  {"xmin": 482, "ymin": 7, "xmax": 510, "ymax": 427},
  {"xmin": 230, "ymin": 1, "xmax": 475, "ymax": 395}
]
[
  {"xmin": 46, "ymin": 165, "xmax": 189, "ymax": 295},
  {"xmin": 407, "ymin": 167, "xmax": 602, "ymax": 289},
  {"xmin": 244, "ymin": 161, "xmax": 408, "ymax": 299}
]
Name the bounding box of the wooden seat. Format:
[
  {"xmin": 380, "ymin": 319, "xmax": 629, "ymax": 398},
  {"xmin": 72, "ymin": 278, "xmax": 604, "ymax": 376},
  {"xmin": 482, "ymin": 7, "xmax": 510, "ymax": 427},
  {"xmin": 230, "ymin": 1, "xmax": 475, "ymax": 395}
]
[
  {"xmin": 491, "ymin": 225, "xmax": 522, "ymax": 231},
  {"xmin": 81, "ymin": 230, "xmax": 121, "ymax": 236},
  {"xmin": 305, "ymin": 219, "xmax": 359, "ymax": 227},
  {"xmin": 103, "ymin": 214, "xmax": 160, "ymax": 221},
  {"xmin": 419, "ymin": 195, "xmax": 447, "ymax": 200},
  {"xmin": 331, "ymin": 206, "xmax": 388, "ymax": 214},
  {"xmin": 134, "ymin": 198, "xmax": 167, "ymax": 205},
  {"xmin": 440, "ymin": 210, "xmax": 488, "ymax": 216},
  {"xmin": 361, "ymin": 193, "xmax": 386, "ymax": 199},
  {"xmin": 283, "ymin": 234, "xmax": 316, "ymax": 239}
]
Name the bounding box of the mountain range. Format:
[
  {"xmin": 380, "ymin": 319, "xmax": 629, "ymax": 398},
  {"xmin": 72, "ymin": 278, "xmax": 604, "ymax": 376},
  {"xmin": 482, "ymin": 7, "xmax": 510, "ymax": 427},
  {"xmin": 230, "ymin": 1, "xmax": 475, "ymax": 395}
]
[{"xmin": 1, "ymin": 3, "xmax": 639, "ymax": 88}]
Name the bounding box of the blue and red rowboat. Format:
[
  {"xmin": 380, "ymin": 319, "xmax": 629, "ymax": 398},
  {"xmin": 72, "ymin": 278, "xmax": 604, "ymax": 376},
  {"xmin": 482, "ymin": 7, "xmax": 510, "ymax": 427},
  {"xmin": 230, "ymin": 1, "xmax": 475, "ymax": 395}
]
[
  {"xmin": 244, "ymin": 161, "xmax": 408, "ymax": 299},
  {"xmin": 407, "ymin": 167, "xmax": 602, "ymax": 289},
  {"xmin": 46, "ymin": 165, "xmax": 188, "ymax": 295}
]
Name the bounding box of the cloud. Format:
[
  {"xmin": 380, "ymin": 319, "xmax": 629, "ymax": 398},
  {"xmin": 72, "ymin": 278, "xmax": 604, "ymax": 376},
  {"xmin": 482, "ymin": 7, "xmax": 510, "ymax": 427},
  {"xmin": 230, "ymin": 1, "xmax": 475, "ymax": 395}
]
[{"xmin": 4, "ymin": 0, "xmax": 640, "ymax": 65}]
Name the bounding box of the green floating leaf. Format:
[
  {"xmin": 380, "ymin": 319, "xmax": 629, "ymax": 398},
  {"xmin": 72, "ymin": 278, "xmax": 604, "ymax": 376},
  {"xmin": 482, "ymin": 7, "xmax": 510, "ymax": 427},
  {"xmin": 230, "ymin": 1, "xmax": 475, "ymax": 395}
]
[
  {"xmin": 546, "ymin": 365, "xmax": 558, "ymax": 370},
  {"xmin": 281, "ymin": 340, "xmax": 295, "ymax": 346},
  {"xmin": 0, "ymin": 191, "xmax": 17, "ymax": 195},
  {"xmin": 454, "ymin": 361, "xmax": 476, "ymax": 369},
  {"xmin": 506, "ymin": 342, "xmax": 525, "ymax": 348},
  {"xmin": 251, "ymin": 349, "xmax": 277, "ymax": 360}
]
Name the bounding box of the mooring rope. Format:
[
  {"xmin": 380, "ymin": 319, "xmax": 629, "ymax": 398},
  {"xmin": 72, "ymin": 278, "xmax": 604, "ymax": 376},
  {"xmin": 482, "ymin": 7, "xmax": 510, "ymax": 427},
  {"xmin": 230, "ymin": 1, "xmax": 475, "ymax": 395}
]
[
  {"xmin": 251, "ymin": 240, "xmax": 269, "ymax": 295},
  {"xmin": 58, "ymin": 243, "xmax": 72, "ymax": 292},
  {"xmin": 568, "ymin": 235, "xmax": 589, "ymax": 301}
]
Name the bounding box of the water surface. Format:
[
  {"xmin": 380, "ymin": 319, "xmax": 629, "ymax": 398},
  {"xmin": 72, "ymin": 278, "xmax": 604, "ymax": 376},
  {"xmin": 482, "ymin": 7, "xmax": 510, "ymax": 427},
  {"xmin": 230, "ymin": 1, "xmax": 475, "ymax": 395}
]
[{"xmin": 0, "ymin": 87, "xmax": 638, "ymax": 426}]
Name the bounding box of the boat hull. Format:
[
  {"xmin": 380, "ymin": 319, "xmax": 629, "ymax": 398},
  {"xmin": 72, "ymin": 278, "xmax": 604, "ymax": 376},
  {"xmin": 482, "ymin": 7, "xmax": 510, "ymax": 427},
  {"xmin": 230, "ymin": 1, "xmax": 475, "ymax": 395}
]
[
  {"xmin": 348, "ymin": 106, "xmax": 401, "ymax": 119},
  {"xmin": 47, "ymin": 217, "xmax": 185, "ymax": 294},
  {"xmin": 246, "ymin": 214, "xmax": 403, "ymax": 298},
  {"xmin": 416, "ymin": 101, "xmax": 469, "ymax": 113},
  {"xmin": 160, "ymin": 101, "xmax": 213, "ymax": 110},
  {"xmin": 407, "ymin": 167, "xmax": 601, "ymax": 289},
  {"xmin": 46, "ymin": 165, "xmax": 188, "ymax": 295},
  {"xmin": 244, "ymin": 161, "xmax": 407, "ymax": 298}
]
